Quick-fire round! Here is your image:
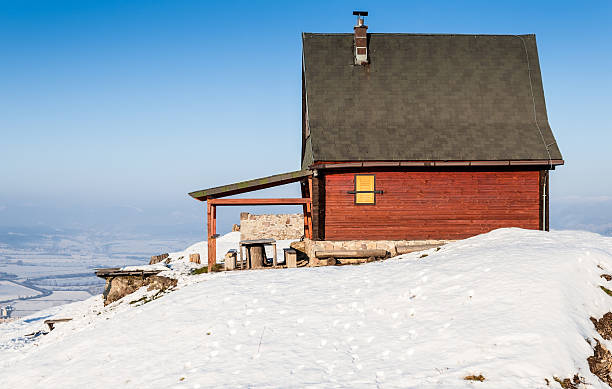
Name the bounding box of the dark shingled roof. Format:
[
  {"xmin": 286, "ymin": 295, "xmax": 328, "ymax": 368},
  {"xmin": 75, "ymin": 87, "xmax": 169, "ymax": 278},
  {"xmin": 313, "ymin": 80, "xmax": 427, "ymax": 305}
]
[{"xmin": 302, "ymin": 33, "xmax": 563, "ymax": 168}]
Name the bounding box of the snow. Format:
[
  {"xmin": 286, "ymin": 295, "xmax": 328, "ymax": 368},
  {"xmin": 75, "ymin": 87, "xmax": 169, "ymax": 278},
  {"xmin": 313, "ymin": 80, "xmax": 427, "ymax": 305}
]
[
  {"xmin": 2, "ymin": 228, "xmax": 612, "ymax": 388},
  {"xmin": 120, "ymin": 263, "xmax": 171, "ymax": 272},
  {"xmin": 0, "ymin": 281, "xmax": 39, "ymax": 301}
]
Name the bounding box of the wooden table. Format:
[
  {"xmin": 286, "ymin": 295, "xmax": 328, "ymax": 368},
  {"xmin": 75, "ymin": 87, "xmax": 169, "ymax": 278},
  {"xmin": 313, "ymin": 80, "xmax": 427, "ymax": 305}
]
[{"xmin": 239, "ymin": 239, "xmax": 277, "ymax": 269}]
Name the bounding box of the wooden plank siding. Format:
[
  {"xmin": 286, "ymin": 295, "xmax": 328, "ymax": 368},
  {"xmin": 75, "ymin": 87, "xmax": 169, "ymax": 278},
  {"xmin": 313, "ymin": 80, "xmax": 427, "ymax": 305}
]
[{"xmin": 323, "ymin": 170, "xmax": 541, "ymax": 240}]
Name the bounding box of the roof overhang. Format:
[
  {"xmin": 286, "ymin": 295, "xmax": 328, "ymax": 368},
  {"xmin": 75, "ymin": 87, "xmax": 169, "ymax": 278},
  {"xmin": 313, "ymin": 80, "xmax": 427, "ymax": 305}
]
[
  {"xmin": 189, "ymin": 170, "xmax": 313, "ymax": 201},
  {"xmin": 311, "ymin": 160, "xmax": 564, "ymax": 169}
]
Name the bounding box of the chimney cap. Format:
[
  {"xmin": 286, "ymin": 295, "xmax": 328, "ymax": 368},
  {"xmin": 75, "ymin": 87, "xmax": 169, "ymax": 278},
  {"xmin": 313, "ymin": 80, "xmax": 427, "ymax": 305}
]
[{"xmin": 352, "ymin": 11, "xmax": 368, "ymax": 16}]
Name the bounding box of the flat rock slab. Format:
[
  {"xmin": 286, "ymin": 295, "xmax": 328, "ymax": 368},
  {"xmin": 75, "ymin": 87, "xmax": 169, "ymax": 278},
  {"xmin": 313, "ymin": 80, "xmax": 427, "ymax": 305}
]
[{"xmin": 101, "ymin": 274, "xmax": 177, "ymax": 306}]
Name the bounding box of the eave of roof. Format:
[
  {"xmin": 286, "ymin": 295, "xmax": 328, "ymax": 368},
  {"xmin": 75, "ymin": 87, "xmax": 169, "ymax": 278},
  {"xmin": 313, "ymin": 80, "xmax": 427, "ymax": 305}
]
[
  {"xmin": 189, "ymin": 170, "xmax": 312, "ymax": 201},
  {"xmin": 311, "ymin": 159, "xmax": 564, "ymax": 169}
]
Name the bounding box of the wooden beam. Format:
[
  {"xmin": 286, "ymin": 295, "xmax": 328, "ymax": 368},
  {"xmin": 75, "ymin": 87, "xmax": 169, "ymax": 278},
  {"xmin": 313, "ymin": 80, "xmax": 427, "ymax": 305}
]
[{"xmin": 208, "ymin": 198, "xmax": 311, "ymax": 206}]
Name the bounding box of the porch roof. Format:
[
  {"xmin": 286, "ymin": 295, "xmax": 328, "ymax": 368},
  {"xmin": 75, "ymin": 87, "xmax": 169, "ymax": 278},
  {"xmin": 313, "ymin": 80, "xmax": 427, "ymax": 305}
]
[{"xmin": 188, "ymin": 169, "xmax": 312, "ymax": 201}]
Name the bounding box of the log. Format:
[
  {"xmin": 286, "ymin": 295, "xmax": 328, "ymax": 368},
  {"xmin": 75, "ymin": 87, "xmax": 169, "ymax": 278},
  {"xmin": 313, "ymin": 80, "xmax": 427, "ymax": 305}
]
[
  {"xmin": 284, "ymin": 249, "xmax": 297, "ymax": 268},
  {"xmin": 395, "ymin": 244, "xmax": 443, "ymax": 255},
  {"xmin": 224, "ymin": 250, "xmax": 236, "ymax": 270},
  {"xmin": 248, "ymin": 244, "xmax": 266, "ymax": 269},
  {"xmin": 314, "ymin": 249, "xmax": 387, "ymax": 259}
]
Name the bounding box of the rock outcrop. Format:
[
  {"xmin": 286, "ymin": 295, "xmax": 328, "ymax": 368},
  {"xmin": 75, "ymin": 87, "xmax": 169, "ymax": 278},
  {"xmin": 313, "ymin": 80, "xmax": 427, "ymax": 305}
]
[{"xmin": 102, "ymin": 275, "xmax": 177, "ymax": 305}]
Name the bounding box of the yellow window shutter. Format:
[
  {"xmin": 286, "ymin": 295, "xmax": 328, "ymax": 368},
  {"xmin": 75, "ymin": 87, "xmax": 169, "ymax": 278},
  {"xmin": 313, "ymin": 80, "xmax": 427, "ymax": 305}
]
[{"xmin": 354, "ymin": 175, "xmax": 376, "ymax": 204}]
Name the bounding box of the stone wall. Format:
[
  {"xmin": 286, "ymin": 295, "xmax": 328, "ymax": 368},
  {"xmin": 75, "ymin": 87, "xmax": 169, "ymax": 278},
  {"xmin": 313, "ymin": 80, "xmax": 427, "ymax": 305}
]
[{"xmin": 239, "ymin": 213, "xmax": 304, "ymax": 241}]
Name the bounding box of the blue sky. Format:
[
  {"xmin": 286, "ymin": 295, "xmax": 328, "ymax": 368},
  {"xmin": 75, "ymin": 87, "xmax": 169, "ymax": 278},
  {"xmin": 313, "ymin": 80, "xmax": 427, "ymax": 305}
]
[{"xmin": 1, "ymin": 1, "xmax": 611, "ymax": 237}]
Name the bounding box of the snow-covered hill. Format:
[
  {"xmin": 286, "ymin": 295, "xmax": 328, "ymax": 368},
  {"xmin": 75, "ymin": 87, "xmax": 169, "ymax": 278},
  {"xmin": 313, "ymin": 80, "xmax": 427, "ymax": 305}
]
[{"xmin": 2, "ymin": 228, "xmax": 612, "ymax": 388}]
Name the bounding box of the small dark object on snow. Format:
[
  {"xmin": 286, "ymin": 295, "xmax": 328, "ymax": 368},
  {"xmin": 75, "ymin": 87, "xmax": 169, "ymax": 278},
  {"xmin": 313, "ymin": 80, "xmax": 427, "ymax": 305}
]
[
  {"xmin": 553, "ymin": 374, "xmax": 584, "ymax": 389},
  {"xmin": 464, "ymin": 374, "xmax": 485, "ymax": 382},
  {"xmin": 601, "ymin": 286, "xmax": 612, "ymax": 297},
  {"xmin": 602, "ymin": 274, "xmax": 612, "ymax": 281}
]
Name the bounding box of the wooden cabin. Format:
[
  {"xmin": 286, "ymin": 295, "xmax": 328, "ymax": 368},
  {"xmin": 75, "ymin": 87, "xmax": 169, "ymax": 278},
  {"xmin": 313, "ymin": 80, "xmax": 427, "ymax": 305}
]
[{"xmin": 189, "ymin": 13, "xmax": 563, "ymax": 267}]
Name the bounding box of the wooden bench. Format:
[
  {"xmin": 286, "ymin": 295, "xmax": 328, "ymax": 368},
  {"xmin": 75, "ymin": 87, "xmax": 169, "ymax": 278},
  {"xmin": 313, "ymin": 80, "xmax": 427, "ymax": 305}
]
[
  {"xmin": 315, "ymin": 249, "xmax": 388, "ymax": 265},
  {"xmin": 44, "ymin": 318, "xmax": 72, "ymax": 331}
]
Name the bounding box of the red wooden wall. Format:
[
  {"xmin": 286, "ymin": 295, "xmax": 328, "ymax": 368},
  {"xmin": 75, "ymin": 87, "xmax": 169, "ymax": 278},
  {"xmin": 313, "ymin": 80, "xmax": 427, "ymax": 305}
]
[{"xmin": 324, "ymin": 170, "xmax": 541, "ymax": 240}]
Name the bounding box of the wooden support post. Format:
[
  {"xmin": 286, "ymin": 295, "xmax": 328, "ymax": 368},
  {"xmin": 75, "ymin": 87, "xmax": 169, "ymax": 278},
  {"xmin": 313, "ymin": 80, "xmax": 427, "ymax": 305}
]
[
  {"xmin": 307, "ymin": 177, "xmax": 313, "ymax": 239},
  {"xmin": 273, "ymin": 243, "xmax": 277, "ymax": 267},
  {"xmin": 207, "ymin": 202, "xmax": 216, "ymax": 270},
  {"xmin": 239, "ymin": 245, "xmax": 243, "ymax": 270},
  {"xmin": 545, "ymin": 170, "xmax": 550, "ymax": 232},
  {"xmin": 303, "ymin": 204, "xmax": 309, "ymax": 239},
  {"xmin": 539, "ymin": 170, "xmax": 545, "ymax": 231}
]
